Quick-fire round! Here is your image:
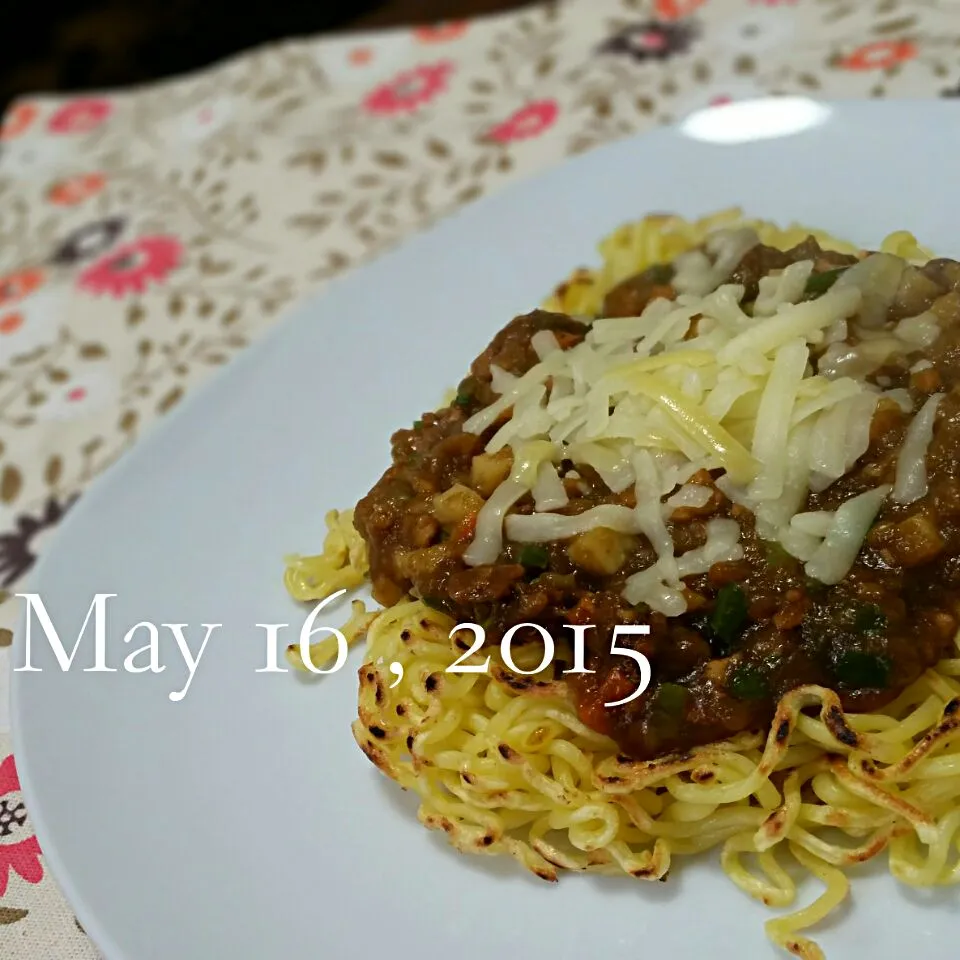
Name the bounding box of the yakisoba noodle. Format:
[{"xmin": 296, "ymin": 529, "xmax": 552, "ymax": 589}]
[{"xmin": 285, "ymin": 211, "xmax": 960, "ymax": 959}]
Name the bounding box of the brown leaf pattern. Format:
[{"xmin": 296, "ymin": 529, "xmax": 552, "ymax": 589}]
[{"xmin": 1, "ymin": 0, "xmax": 960, "ymax": 951}]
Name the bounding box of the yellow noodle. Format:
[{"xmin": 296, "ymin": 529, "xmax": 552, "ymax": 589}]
[
  {"xmin": 341, "ymin": 594, "xmax": 960, "ymax": 958},
  {"xmin": 283, "ymin": 509, "xmax": 369, "ymax": 601},
  {"xmin": 765, "ymin": 843, "xmax": 849, "ymax": 960},
  {"xmin": 722, "ymin": 832, "xmax": 796, "ymax": 908}
]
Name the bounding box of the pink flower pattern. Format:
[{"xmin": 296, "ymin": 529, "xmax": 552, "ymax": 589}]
[
  {"xmin": 77, "ymin": 235, "xmax": 183, "ymax": 298},
  {"xmin": 363, "ymin": 62, "xmax": 454, "ymax": 115},
  {"xmin": 0, "ymin": 755, "xmax": 43, "ymax": 897},
  {"xmin": 486, "ymin": 101, "xmax": 559, "ymax": 143},
  {"xmin": 47, "ymin": 98, "xmax": 113, "ymax": 135}
]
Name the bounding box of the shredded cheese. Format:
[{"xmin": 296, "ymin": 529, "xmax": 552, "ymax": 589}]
[
  {"xmin": 748, "ymin": 338, "xmax": 808, "ymax": 501},
  {"xmin": 506, "ymin": 505, "xmax": 641, "ymax": 542},
  {"xmin": 804, "ymin": 486, "xmax": 891, "ymax": 584},
  {"xmin": 754, "ymin": 260, "xmax": 814, "ymax": 317},
  {"xmin": 717, "ymin": 287, "xmax": 862, "ymax": 363},
  {"xmin": 531, "ymin": 329, "xmax": 561, "ymax": 360},
  {"xmin": 532, "ymin": 462, "xmax": 568, "ymax": 512},
  {"xmin": 672, "ymin": 227, "xmax": 759, "ymax": 296},
  {"xmin": 892, "ymin": 393, "xmax": 943, "ymax": 505},
  {"xmin": 666, "ymin": 484, "xmax": 713, "ymax": 511},
  {"xmin": 464, "ymin": 441, "xmax": 558, "ymax": 566},
  {"xmin": 627, "ymin": 374, "xmax": 757, "ymax": 484},
  {"xmin": 895, "ymin": 311, "xmax": 940, "ymax": 349},
  {"xmin": 457, "ymin": 230, "xmax": 935, "ymax": 609}
]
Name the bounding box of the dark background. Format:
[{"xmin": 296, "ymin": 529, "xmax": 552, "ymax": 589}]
[{"xmin": 0, "ymin": 0, "xmax": 532, "ymax": 113}]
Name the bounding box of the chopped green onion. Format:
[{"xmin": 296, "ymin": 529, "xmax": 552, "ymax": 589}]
[
  {"xmin": 518, "ymin": 545, "xmax": 549, "ymax": 569},
  {"xmin": 853, "ymin": 603, "xmax": 886, "ymax": 634},
  {"xmin": 763, "ymin": 540, "xmax": 793, "ymax": 569},
  {"xmin": 804, "ymin": 267, "xmax": 848, "ymax": 297},
  {"xmin": 422, "ymin": 596, "xmax": 450, "ymax": 615},
  {"xmin": 473, "ymin": 603, "xmax": 494, "ymax": 631},
  {"xmin": 413, "ymin": 419, "xmax": 423, "ymax": 430},
  {"xmin": 655, "ymin": 682, "xmax": 688, "ymax": 714},
  {"xmin": 646, "ymin": 263, "xmax": 674, "ymax": 285},
  {"xmin": 834, "ymin": 650, "xmax": 891, "ymax": 689},
  {"xmin": 727, "ymin": 663, "xmax": 769, "ymax": 701},
  {"xmin": 710, "ymin": 584, "xmax": 749, "ymax": 651},
  {"xmin": 453, "ymin": 392, "xmax": 472, "ymax": 408}
]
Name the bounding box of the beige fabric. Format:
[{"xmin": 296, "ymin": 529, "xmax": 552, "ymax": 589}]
[{"xmin": 0, "ymin": 0, "xmax": 957, "ymax": 952}]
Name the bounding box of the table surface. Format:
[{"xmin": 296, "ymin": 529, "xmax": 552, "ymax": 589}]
[{"xmin": 2, "ymin": 0, "xmax": 959, "ymax": 955}]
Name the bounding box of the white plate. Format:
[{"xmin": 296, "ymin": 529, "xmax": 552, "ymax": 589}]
[{"xmin": 13, "ymin": 99, "xmax": 960, "ymax": 960}]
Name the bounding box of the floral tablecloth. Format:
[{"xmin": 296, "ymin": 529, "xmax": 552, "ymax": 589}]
[{"xmin": 0, "ymin": 0, "xmax": 958, "ymax": 953}]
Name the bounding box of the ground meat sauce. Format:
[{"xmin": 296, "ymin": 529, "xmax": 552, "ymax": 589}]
[{"xmin": 354, "ymin": 239, "xmax": 960, "ymax": 761}]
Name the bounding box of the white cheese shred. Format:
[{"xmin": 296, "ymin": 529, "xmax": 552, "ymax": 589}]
[
  {"xmin": 532, "ymin": 462, "xmax": 569, "ymax": 512},
  {"xmin": 749, "ymin": 338, "xmax": 808, "ymax": 501},
  {"xmin": 464, "ymin": 441, "xmax": 556, "ymax": 566},
  {"xmin": 892, "ymin": 393, "xmax": 943, "ymax": 505},
  {"xmin": 804, "ymin": 486, "xmax": 891, "ymax": 585},
  {"xmin": 506, "ymin": 505, "xmax": 641, "ymax": 542}
]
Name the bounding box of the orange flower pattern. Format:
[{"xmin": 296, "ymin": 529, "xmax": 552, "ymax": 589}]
[
  {"xmin": 0, "ymin": 0, "xmax": 958, "ymax": 953},
  {"xmin": 841, "ymin": 40, "xmax": 918, "ymax": 71},
  {"xmin": 414, "ymin": 21, "xmax": 469, "ymax": 43},
  {"xmin": 348, "ymin": 47, "xmax": 373, "ymax": 65},
  {"xmin": 0, "ymin": 103, "xmax": 38, "ymax": 141},
  {"xmin": 46, "ymin": 173, "xmax": 106, "ymax": 207},
  {"xmin": 0, "ymin": 270, "xmax": 44, "ymax": 307},
  {"xmin": 0, "ymin": 312, "xmax": 23, "ymax": 335},
  {"xmin": 655, "ymin": 0, "xmax": 708, "ymax": 19}
]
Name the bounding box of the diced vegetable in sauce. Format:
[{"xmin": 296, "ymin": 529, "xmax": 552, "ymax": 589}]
[
  {"xmin": 804, "ymin": 266, "xmax": 848, "ymax": 297},
  {"xmin": 709, "ymin": 584, "xmax": 749, "ymax": 654},
  {"xmin": 834, "ymin": 650, "xmax": 891, "ymax": 689},
  {"xmin": 763, "ymin": 540, "xmax": 794, "ymax": 569},
  {"xmin": 646, "ymin": 263, "xmax": 674, "ymax": 285},
  {"xmin": 518, "ymin": 545, "xmax": 549, "ymax": 570},
  {"xmin": 853, "ymin": 603, "xmax": 886, "ymax": 634},
  {"xmin": 727, "ymin": 663, "xmax": 770, "ymax": 701},
  {"xmin": 654, "ymin": 682, "xmax": 688, "ymax": 715},
  {"xmin": 421, "ymin": 596, "xmax": 452, "ymax": 616}
]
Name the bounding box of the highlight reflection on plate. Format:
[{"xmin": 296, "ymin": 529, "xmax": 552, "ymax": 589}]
[{"xmin": 680, "ymin": 97, "xmax": 832, "ymax": 145}]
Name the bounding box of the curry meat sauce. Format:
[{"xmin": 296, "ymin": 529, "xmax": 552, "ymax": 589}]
[{"xmin": 354, "ymin": 241, "xmax": 960, "ymax": 761}]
